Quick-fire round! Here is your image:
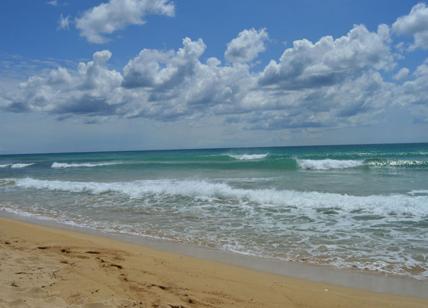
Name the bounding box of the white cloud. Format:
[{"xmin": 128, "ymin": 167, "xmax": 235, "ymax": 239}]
[
  {"xmin": 394, "ymin": 67, "xmax": 410, "ymax": 80},
  {"xmin": 6, "ymin": 19, "xmax": 428, "ymax": 130},
  {"xmin": 47, "ymin": 0, "xmax": 58, "ymax": 6},
  {"xmin": 393, "ymin": 3, "xmax": 428, "ymax": 50},
  {"xmin": 394, "ymin": 58, "xmax": 428, "ymax": 121},
  {"xmin": 121, "ymin": 38, "xmax": 255, "ymax": 120},
  {"xmin": 225, "ymin": 28, "xmax": 268, "ymax": 64},
  {"xmin": 123, "ymin": 37, "xmax": 206, "ymax": 89},
  {"xmin": 75, "ymin": 0, "xmax": 175, "ymax": 44},
  {"xmin": 259, "ymin": 24, "xmax": 393, "ymax": 89},
  {"xmin": 58, "ymin": 14, "xmax": 71, "ymax": 30},
  {"xmin": 6, "ymin": 51, "xmax": 123, "ymax": 116}
]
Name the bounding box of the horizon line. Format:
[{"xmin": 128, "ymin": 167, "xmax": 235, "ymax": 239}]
[{"xmin": 1, "ymin": 140, "xmax": 427, "ymax": 157}]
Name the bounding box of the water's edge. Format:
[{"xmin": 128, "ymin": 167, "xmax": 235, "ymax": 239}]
[{"xmin": 1, "ymin": 210, "xmax": 427, "ymax": 299}]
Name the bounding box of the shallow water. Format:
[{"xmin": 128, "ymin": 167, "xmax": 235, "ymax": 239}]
[{"xmin": 1, "ymin": 143, "xmax": 428, "ymax": 279}]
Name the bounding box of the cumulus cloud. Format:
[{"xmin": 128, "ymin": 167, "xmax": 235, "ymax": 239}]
[
  {"xmin": 225, "ymin": 28, "xmax": 269, "ymax": 64},
  {"xmin": 393, "ymin": 3, "xmax": 428, "ymax": 50},
  {"xmin": 4, "ymin": 18, "xmax": 427, "ymax": 130},
  {"xmin": 394, "ymin": 67, "xmax": 410, "ymax": 80},
  {"xmin": 259, "ymin": 24, "xmax": 393, "ymax": 90},
  {"xmin": 122, "ymin": 37, "xmax": 207, "ymax": 89},
  {"xmin": 5, "ymin": 51, "xmax": 124, "ymax": 116},
  {"xmin": 120, "ymin": 38, "xmax": 255, "ymax": 120},
  {"xmin": 75, "ymin": 0, "xmax": 175, "ymax": 43},
  {"xmin": 394, "ymin": 59, "xmax": 428, "ymax": 121}
]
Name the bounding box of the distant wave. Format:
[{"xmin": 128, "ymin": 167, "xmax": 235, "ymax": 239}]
[
  {"xmin": 10, "ymin": 163, "xmax": 34, "ymax": 169},
  {"xmin": 227, "ymin": 153, "xmax": 269, "ymax": 160},
  {"xmin": 10, "ymin": 177, "xmax": 428, "ymax": 216},
  {"xmin": 368, "ymin": 160, "xmax": 428, "ymax": 168},
  {"xmin": 296, "ymin": 158, "xmax": 428, "ymax": 170},
  {"xmin": 51, "ymin": 162, "xmax": 120, "ymax": 169},
  {"xmin": 408, "ymin": 190, "xmax": 428, "ymax": 196},
  {"xmin": 0, "ymin": 163, "xmax": 34, "ymax": 169},
  {"xmin": 297, "ymin": 159, "xmax": 364, "ymax": 170}
]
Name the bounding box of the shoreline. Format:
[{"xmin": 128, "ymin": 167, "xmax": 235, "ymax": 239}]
[
  {"xmin": 1, "ymin": 215, "xmax": 427, "ymax": 307},
  {"xmin": 2, "ymin": 211, "xmax": 428, "ymax": 298}
]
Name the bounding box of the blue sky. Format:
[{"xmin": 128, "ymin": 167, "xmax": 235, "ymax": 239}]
[{"xmin": 1, "ymin": 0, "xmax": 428, "ymax": 153}]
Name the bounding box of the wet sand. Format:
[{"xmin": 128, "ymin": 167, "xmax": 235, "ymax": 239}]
[{"xmin": 0, "ymin": 217, "xmax": 427, "ymax": 308}]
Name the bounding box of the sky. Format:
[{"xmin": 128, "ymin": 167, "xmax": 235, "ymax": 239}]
[{"xmin": 1, "ymin": 0, "xmax": 428, "ymax": 154}]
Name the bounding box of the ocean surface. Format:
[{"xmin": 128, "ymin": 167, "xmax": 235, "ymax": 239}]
[{"xmin": 1, "ymin": 143, "xmax": 428, "ymax": 279}]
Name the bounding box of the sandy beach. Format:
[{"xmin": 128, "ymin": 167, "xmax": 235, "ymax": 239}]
[{"xmin": 0, "ymin": 217, "xmax": 426, "ymax": 308}]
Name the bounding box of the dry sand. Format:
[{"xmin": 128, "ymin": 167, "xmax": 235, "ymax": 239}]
[{"xmin": 0, "ymin": 217, "xmax": 427, "ymax": 308}]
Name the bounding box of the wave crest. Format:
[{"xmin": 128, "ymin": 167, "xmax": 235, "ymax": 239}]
[
  {"xmin": 10, "ymin": 163, "xmax": 34, "ymax": 169},
  {"xmin": 11, "ymin": 177, "xmax": 428, "ymax": 216},
  {"xmin": 227, "ymin": 153, "xmax": 269, "ymax": 160},
  {"xmin": 297, "ymin": 159, "xmax": 364, "ymax": 170},
  {"xmin": 368, "ymin": 160, "xmax": 428, "ymax": 168},
  {"xmin": 51, "ymin": 162, "xmax": 119, "ymax": 169}
]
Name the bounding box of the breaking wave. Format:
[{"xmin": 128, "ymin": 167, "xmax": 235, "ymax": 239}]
[
  {"xmin": 297, "ymin": 159, "xmax": 364, "ymax": 170},
  {"xmin": 296, "ymin": 158, "xmax": 428, "ymax": 170},
  {"xmin": 367, "ymin": 160, "xmax": 428, "ymax": 168},
  {"xmin": 10, "ymin": 177, "xmax": 428, "ymax": 216},
  {"xmin": 10, "ymin": 163, "xmax": 34, "ymax": 169},
  {"xmin": 51, "ymin": 162, "xmax": 120, "ymax": 168},
  {"xmin": 227, "ymin": 153, "xmax": 269, "ymax": 160}
]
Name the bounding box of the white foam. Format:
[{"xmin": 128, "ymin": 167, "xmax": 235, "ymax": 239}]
[
  {"xmin": 368, "ymin": 160, "xmax": 428, "ymax": 167},
  {"xmin": 12, "ymin": 177, "xmax": 428, "ymax": 216},
  {"xmin": 408, "ymin": 190, "xmax": 428, "ymax": 196},
  {"xmin": 297, "ymin": 159, "xmax": 364, "ymax": 170},
  {"xmin": 227, "ymin": 153, "xmax": 269, "ymax": 160},
  {"xmin": 0, "ymin": 164, "xmax": 10, "ymax": 168},
  {"xmin": 10, "ymin": 163, "xmax": 34, "ymax": 169},
  {"xmin": 51, "ymin": 162, "xmax": 119, "ymax": 168}
]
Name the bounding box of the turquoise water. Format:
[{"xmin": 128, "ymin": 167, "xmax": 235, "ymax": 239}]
[{"xmin": 1, "ymin": 143, "xmax": 428, "ymax": 279}]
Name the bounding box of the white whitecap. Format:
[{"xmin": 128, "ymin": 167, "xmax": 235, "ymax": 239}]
[
  {"xmin": 10, "ymin": 163, "xmax": 34, "ymax": 169},
  {"xmin": 0, "ymin": 164, "xmax": 10, "ymax": 168},
  {"xmin": 368, "ymin": 160, "xmax": 428, "ymax": 167},
  {"xmin": 408, "ymin": 190, "xmax": 428, "ymax": 196},
  {"xmin": 297, "ymin": 159, "xmax": 364, "ymax": 170},
  {"xmin": 12, "ymin": 177, "xmax": 428, "ymax": 216},
  {"xmin": 51, "ymin": 162, "xmax": 119, "ymax": 168},
  {"xmin": 227, "ymin": 153, "xmax": 269, "ymax": 160}
]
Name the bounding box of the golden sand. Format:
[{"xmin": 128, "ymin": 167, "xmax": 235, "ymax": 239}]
[{"xmin": 0, "ymin": 217, "xmax": 427, "ymax": 307}]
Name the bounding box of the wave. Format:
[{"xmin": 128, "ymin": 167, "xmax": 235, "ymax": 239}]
[
  {"xmin": 296, "ymin": 158, "xmax": 428, "ymax": 170},
  {"xmin": 10, "ymin": 163, "xmax": 34, "ymax": 169},
  {"xmin": 408, "ymin": 190, "xmax": 428, "ymax": 196},
  {"xmin": 51, "ymin": 162, "xmax": 120, "ymax": 169},
  {"xmin": 297, "ymin": 159, "xmax": 364, "ymax": 170},
  {"xmin": 227, "ymin": 153, "xmax": 269, "ymax": 160},
  {"xmin": 10, "ymin": 177, "xmax": 428, "ymax": 216},
  {"xmin": 0, "ymin": 164, "xmax": 10, "ymax": 168},
  {"xmin": 367, "ymin": 160, "xmax": 428, "ymax": 168}
]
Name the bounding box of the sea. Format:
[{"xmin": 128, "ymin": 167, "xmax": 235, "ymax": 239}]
[{"xmin": 1, "ymin": 143, "xmax": 427, "ymax": 279}]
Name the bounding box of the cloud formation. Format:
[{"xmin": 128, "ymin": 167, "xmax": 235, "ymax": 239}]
[
  {"xmin": 3, "ymin": 4, "xmax": 428, "ymax": 131},
  {"xmin": 394, "ymin": 59, "xmax": 428, "ymax": 122},
  {"xmin": 393, "ymin": 3, "xmax": 428, "ymax": 50},
  {"xmin": 225, "ymin": 28, "xmax": 268, "ymax": 64},
  {"xmin": 259, "ymin": 25, "xmax": 392, "ymax": 89},
  {"xmin": 123, "ymin": 38, "xmax": 206, "ymax": 89},
  {"xmin": 75, "ymin": 0, "xmax": 175, "ymax": 43},
  {"xmin": 5, "ymin": 51, "xmax": 123, "ymax": 116},
  {"xmin": 394, "ymin": 67, "xmax": 410, "ymax": 80}
]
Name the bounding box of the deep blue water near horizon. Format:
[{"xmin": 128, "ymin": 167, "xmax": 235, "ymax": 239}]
[{"xmin": 1, "ymin": 143, "xmax": 428, "ymax": 279}]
